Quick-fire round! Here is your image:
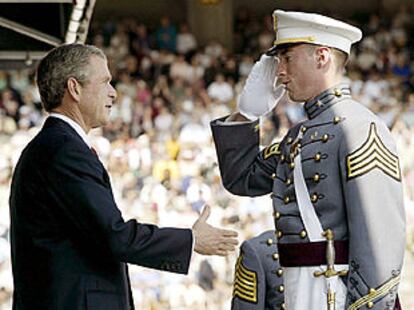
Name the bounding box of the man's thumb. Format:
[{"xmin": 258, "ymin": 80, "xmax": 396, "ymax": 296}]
[
  {"xmin": 199, "ymin": 204, "xmax": 211, "ymax": 222},
  {"xmin": 272, "ymin": 84, "xmax": 286, "ymax": 102}
]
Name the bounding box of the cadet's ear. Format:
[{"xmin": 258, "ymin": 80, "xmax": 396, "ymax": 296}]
[
  {"xmin": 315, "ymin": 46, "xmax": 331, "ymax": 68},
  {"xmin": 67, "ymin": 77, "xmax": 82, "ymax": 102}
]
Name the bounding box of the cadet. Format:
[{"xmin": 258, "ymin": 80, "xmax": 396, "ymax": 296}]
[
  {"xmin": 232, "ymin": 230, "xmax": 284, "ymax": 309},
  {"xmin": 211, "ymin": 10, "xmax": 405, "ymax": 310}
]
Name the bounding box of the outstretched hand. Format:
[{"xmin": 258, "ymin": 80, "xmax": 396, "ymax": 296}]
[{"xmin": 192, "ymin": 205, "xmax": 239, "ymax": 256}]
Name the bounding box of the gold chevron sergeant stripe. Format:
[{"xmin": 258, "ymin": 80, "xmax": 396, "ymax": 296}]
[
  {"xmin": 233, "ymin": 287, "xmax": 256, "ymax": 302},
  {"xmin": 263, "ymin": 142, "xmax": 281, "ymax": 160},
  {"xmin": 346, "ymin": 123, "xmax": 401, "ymax": 181},
  {"xmin": 233, "ymin": 286, "xmax": 257, "ymax": 303},
  {"xmin": 349, "ymin": 147, "xmax": 398, "ymax": 172},
  {"xmin": 349, "ymin": 141, "xmax": 398, "ymax": 169},
  {"xmin": 234, "ymin": 278, "xmax": 255, "ymax": 292},
  {"xmin": 351, "ymin": 160, "xmax": 399, "ymax": 180},
  {"xmin": 235, "ymin": 272, "xmax": 256, "ymax": 287},
  {"xmin": 347, "ymin": 123, "xmax": 398, "ymax": 162},
  {"xmin": 348, "ymin": 274, "xmax": 401, "ymax": 310},
  {"xmin": 237, "ymin": 266, "xmax": 256, "ymax": 281},
  {"xmin": 233, "ymin": 287, "xmax": 255, "ymax": 299},
  {"xmin": 233, "ymin": 254, "xmax": 257, "ymax": 303}
]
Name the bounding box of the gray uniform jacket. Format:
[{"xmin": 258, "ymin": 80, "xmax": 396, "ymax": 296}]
[
  {"xmin": 211, "ymin": 85, "xmax": 405, "ymax": 309},
  {"xmin": 232, "ymin": 230, "xmax": 284, "ymax": 310}
]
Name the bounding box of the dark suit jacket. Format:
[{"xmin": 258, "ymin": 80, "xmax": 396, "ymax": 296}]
[{"xmin": 9, "ymin": 117, "xmax": 193, "ymax": 310}]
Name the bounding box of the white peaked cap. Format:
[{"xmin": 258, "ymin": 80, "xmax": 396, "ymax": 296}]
[{"xmin": 267, "ymin": 10, "xmax": 363, "ymax": 55}]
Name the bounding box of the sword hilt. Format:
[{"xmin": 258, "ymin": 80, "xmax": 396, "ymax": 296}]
[
  {"xmin": 314, "ymin": 268, "xmax": 349, "ymax": 278},
  {"xmin": 313, "ymin": 229, "xmax": 348, "ymax": 278}
]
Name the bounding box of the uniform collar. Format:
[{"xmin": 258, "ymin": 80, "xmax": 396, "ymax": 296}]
[
  {"xmin": 304, "ymin": 84, "xmax": 351, "ymax": 119},
  {"xmin": 49, "ymin": 113, "xmax": 91, "ymax": 148}
]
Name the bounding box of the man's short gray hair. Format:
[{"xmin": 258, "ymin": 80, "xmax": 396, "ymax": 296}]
[{"xmin": 36, "ymin": 43, "xmax": 106, "ymax": 112}]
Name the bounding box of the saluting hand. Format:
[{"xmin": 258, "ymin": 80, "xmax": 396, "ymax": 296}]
[
  {"xmin": 192, "ymin": 205, "xmax": 239, "ymax": 256},
  {"xmin": 238, "ymin": 54, "xmax": 285, "ymax": 121}
]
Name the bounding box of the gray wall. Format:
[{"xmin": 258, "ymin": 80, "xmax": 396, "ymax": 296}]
[{"xmin": 187, "ymin": 0, "xmax": 233, "ymax": 49}]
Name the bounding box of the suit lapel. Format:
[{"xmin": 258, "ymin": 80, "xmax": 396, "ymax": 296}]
[{"xmin": 44, "ymin": 117, "xmax": 112, "ymax": 187}]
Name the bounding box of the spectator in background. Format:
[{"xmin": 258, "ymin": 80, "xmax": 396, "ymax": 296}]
[
  {"xmin": 170, "ymin": 54, "xmax": 191, "ymax": 81},
  {"xmin": 156, "ymin": 16, "xmax": 177, "ymax": 52},
  {"xmin": 207, "ymin": 73, "xmax": 234, "ymax": 103},
  {"xmin": 392, "ymin": 53, "xmax": 411, "ymax": 80},
  {"xmin": 177, "ymin": 23, "xmax": 197, "ymax": 55},
  {"xmin": 131, "ymin": 23, "xmax": 151, "ymax": 60}
]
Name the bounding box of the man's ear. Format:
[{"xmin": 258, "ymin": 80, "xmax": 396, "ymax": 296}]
[
  {"xmin": 315, "ymin": 47, "xmax": 331, "ymax": 68},
  {"xmin": 67, "ymin": 77, "xmax": 82, "ymax": 102}
]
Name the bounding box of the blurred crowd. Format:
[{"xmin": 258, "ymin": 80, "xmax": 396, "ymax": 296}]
[{"xmin": 1, "ymin": 5, "xmax": 414, "ymax": 309}]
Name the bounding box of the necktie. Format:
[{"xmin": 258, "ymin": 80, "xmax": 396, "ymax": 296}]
[{"xmin": 90, "ymin": 147, "xmax": 98, "ymax": 156}]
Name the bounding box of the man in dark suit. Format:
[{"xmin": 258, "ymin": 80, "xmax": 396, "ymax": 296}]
[{"xmin": 9, "ymin": 43, "xmax": 238, "ymax": 310}]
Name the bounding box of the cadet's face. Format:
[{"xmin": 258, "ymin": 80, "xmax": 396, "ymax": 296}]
[
  {"xmin": 79, "ymin": 56, "xmax": 117, "ymax": 130},
  {"xmin": 276, "ymin": 44, "xmax": 318, "ymax": 102}
]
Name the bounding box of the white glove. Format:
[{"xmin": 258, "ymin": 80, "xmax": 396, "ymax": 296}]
[{"xmin": 238, "ymin": 54, "xmax": 285, "ymax": 121}]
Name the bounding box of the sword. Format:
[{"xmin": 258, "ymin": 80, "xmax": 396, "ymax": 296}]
[{"xmin": 314, "ymin": 229, "xmax": 348, "ymax": 310}]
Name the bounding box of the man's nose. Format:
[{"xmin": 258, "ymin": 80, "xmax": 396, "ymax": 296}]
[
  {"xmin": 277, "ymin": 61, "xmax": 286, "ymax": 78},
  {"xmin": 109, "ymin": 84, "xmax": 117, "ymax": 101}
]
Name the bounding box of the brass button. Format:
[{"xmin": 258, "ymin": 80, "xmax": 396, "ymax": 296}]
[
  {"xmin": 311, "ymin": 193, "xmax": 318, "ymax": 203},
  {"xmin": 333, "ymin": 116, "xmax": 341, "ymax": 124},
  {"xmin": 314, "ymin": 153, "xmax": 321, "ymax": 162},
  {"xmin": 313, "ymin": 173, "xmax": 320, "ymax": 183},
  {"xmin": 276, "ymin": 268, "xmax": 283, "ymax": 277},
  {"xmin": 278, "ymin": 285, "xmax": 284, "ymax": 293},
  {"xmin": 301, "ymin": 126, "xmax": 307, "ymax": 133},
  {"xmin": 369, "ymin": 288, "xmax": 376, "ymax": 294},
  {"xmin": 334, "ymin": 88, "xmax": 342, "ymax": 97},
  {"xmin": 275, "ymin": 212, "xmax": 281, "ymax": 220},
  {"xmin": 271, "ymin": 173, "xmax": 277, "ymax": 179},
  {"xmin": 300, "ymin": 230, "xmax": 307, "ymax": 238},
  {"xmin": 280, "ymin": 155, "xmax": 285, "ymax": 163},
  {"xmin": 322, "ymin": 134, "xmax": 329, "ymax": 142},
  {"xmin": 276, "ymin": 230, "xmax": 283, "ymax": 238},
  {"xmin": 284, "ymin": 196, "xmax": 290, "ymax": 204},
  {"xmin": 316, "ymin": 100, "xmax": 322, "ymax": 107},
  {"xmin": 285, "ymin": 178, "xmax": 292, "ymax": 186},
  {"xmin": 281, "ymin": 303, "xmax": 286, "ymax": 310},
  {"xmin": 287, "ymin": 137, "xmax": 293, "ymax": 144},
  {"xmin": 367, "ymin": 301, "xmax": 374, "ymax": 308},
  {"xmin": 267, "ymin": 238, "xmax": 273, "ymax": 246},
  {"xmin": 289, "ymin": 162, "xmax": 295, "ymax": 169},
  {"xmin": 272, "ymin": 253, "xmax": 279, "ymax": 260}
]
